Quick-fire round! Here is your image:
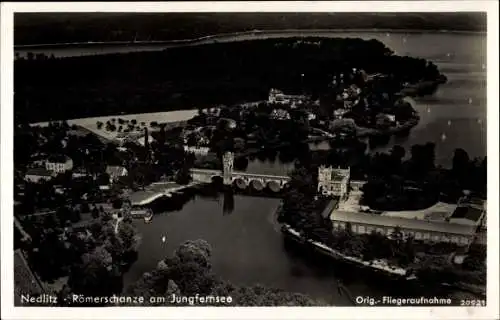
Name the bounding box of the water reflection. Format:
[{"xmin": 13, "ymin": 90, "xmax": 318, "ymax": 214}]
[{"xmin": 222, "ymin": 188, "xmax": 235, "ymax": 215}]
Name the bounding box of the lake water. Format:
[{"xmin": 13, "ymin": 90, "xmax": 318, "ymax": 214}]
[
  {"xmin": 17, "ymin": 31, "xmax": 486, "ymax": 303},
  {"xmin": 369, "ymin": 32, "xmax": 486, "ymax": 166}
]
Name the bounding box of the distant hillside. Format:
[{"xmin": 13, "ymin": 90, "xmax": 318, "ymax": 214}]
[{"xmin": 14, "ymin": 12, "xmax": 486, "ymax": 45}]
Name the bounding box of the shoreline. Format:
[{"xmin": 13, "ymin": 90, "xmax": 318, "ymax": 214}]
[
  {"xmin": 281, "ymin": 224, "xmax": 411, "ymax": 279},
  {"xmin": 14, "ymin": 28, "xmax": 486, "ymax": 49},
  {"xmin": 281, "ymin": 224, "xmax": 486, "ymax": 298}
]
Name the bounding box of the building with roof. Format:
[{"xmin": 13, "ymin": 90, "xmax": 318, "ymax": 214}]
[
  {"xmin": 317, "ymin": 166, "xmax": 351, "ymax": 199},
  {"xmin": 450, "ymin": 201, "xmax": 486, "ymax": 227},
  {"xmin": 25, "ymin": 168, "xmax": 54, "ymax": 183},
  {"xmin": 72, "ymin": 167, "xmax": 91, "ymax": 179},
  {"xmin": 268, "ymin": 88, "xmax": 307, "ymax": 105},
  {"xmin": 45, "ymin": 155, "xmax": 73, "ymax": 173},
  {"xmin": 106, "ymin": 165, "xmax": 128, "ymax": 183},
  {"xmin": 184, "ymin": 145, "xmax": 210, "ymax": 156},
  {"xmin": 270, "ymin": 108, "xmax": 291, "ymax": 120},
  {"xmin": 329, "ymin": 210, "xmax": 477, "ymax": 246}
]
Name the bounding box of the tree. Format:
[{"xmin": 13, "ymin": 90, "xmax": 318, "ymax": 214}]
[
  {"xmin": 175, "ymin": 165, "xmax": 192, "ymax": 185},
  {"xmin": 452, "ymin": 148, "xmax": 471, "ymax": 185},
  {"xmin": 91, "ymin": 206, "xmax": 100, "ymax": 219},
  {"xmin": 68, "ymin": 246, "xmax": 123, "ymax": 300}
]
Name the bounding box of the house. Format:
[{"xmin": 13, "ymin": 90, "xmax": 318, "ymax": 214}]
[
  {"xmin": 307, "ymin": 113, "xmax": 317, "ymax": 121},
  {"xmin": 270, "ymin": 109, "xmax": 291, "ymax": 120},
  {"xmin": 45, "ymin": 155, "xmax": 73, "ymax": 173},
  {"xmin": 334, "ymin": 109, "xmax": 347, "ymax": 119},
  {"xmin": 329, "ymin": 210, "xmax": 478, "ymax": 246},
  {"xmin": 317, "ymin": 166, "xmax": 351, "ymax": 199},
  {"xmin": 184, "ymin": 145, "xmax": 210, "ymax": 156},
  {"xmin": 382, "ymin": 114, "xmax": 397, "ymax": 123},
  {"xmin": 218, "ymin": 118, "xmax": 237, "ymax": 130},
  {"xmin": 72, "ymin": 167, "xmax": 90, "ymax": 179},
  {"xmin": 106, "ymin": 165, "xmax": 128, "ymax": 183},
  {"xmin": 137, "ymin": 135, "xmax": 155, "ymax": 147},
  {"xmin": 25, "ymin": 168, "xmax": 54, "ymax": 183},
  {"xmin": 268, "ymin": 88, "xmax": 306, "ymax": 105}
]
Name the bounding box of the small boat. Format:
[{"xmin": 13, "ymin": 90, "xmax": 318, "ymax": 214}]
[
  {"xmin": 468, "ymin": 98, "xmax": 473, "ymax": 104},
  {"xmin": 447, "ymin": 120, "xmax": 452, "ymax": 126},
  {"xmin": 144, "ymin": 215, "xmax": 153, "ymax": 223},
  {"xmin": 441, "ymin": 133, "xmax": 447, "ymax": 141},
  {"xmin": 161, "ymin": 235, "xmax": 167, "ymax": 243}
]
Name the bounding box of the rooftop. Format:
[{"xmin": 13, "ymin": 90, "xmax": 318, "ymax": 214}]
[
  {"xmin": 451, "ymin": 205, "xmax": 484, "ymax": 222},
  {"xmin": 47, "ymin": 154, "xmax": 71, "ymax": 163},
  {"xmin": 106, "ymin": 165, "xmax": 127, "ymax": 177},
  {"xmin": 26, "ymin": 167, "xmax": 52, "ymax": 177},
  {"xmin": 330, "ymin": 210, "xmax": 477, "ymax": 236}
]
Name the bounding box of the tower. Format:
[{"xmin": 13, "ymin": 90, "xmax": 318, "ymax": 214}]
[
  {"xmin": 222, "ymin": 152, "xmax": 234, "ymax": 185},
  {"xmin": 143, "ymin": 127, "xmax": 151, "ymax": 162},
  {"xmin": 144, "ymin": 127, "xmax": 149, "ymax": 150},
  {"xmin": 317, "ymin": 166, "xmax": 333, "ymax": 194}
]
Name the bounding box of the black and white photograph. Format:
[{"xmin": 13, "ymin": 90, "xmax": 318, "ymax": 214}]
[{"xmin": 1, "ymin": 2, "xmax": 498, "ymax": 320}]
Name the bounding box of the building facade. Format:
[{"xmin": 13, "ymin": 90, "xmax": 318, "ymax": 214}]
[
  {"xmin": 317, "ymin": 166, "xmax": 350, "ymax": 199},
  {"xmin": 330, "ymin": 210, "xmax": 477, "ymax": 246},
  {"xmin": 183, "ymin": 145, "xmax": 210, "ymax": 156},
  {"xmin": 106, "ymin": 165, "xmax": 128, "ymax": 183},
  {"xmin": 45, "ymin": 156, "xmax": 73, "ymax": 173},
  {"xmin": 25, "ymin": 168, "xmax": 54, "ymax": 183},
  {"xmin": 268, "ymin": 88, "xmax": 306, "ymax": 105}
]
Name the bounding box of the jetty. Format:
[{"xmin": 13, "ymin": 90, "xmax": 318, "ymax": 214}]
[{"xmin": 128, "ymin": 181, "xmax": 198, "ymax": 206}]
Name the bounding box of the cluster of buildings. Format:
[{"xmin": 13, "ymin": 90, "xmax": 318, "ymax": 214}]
[
  {"xmin": 24, "ymin": 155, "xmax": 74, "ymax": 183},
  {"xmin": 268, "ymin": 89, "xmax": 308, "ymax": 107},
  {"xmin": 24, "ymin": 152, "xmax": 128, "ymax": 187},
  {"xmin": 316, "ymin": 166, "xmax": 485, "ymax": 247}
]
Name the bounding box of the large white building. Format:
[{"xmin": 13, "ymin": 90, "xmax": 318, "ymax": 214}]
[
  {"xmin": 45, "ymin": 155, "xmax": 73, "ymax": 174},
  {"xmin": 317, "ymin": 166, "xmax": 351, "ymax": 199},
  {"xmin": 268, "ymin": 89, "xmax": 307, "ymax": 105},
  {"xmin": 329, "ymin": 210, "xmax": 478, "ymax": 246}
]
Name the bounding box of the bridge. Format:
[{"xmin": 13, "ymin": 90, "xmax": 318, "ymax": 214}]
[{"xmin": 190, "ymin": 152, "xmax": 291, "ymax": 192}]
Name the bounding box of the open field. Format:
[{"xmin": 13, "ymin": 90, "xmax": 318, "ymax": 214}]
[{"xmin": 30, "ymin": 109, "xmax": 198, "ymax": 141}]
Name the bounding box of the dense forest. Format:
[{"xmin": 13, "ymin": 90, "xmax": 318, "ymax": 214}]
[
  {"xmin": 14, "ymin": 12, "xmax": 486, "ymax": 45},
  {"xmin": 15, "ymin": 37, "xmax": 443, "ymax": 123}
]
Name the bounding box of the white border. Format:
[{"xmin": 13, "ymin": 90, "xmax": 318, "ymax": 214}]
[{"xmin": 1, "ymin": 2, "xmax": 498, "ymax": 320}]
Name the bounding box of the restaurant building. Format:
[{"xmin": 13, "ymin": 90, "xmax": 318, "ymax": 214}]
[{"xmin": 329, "ymin": 210, "xmax": 478, "ymax": 246}]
